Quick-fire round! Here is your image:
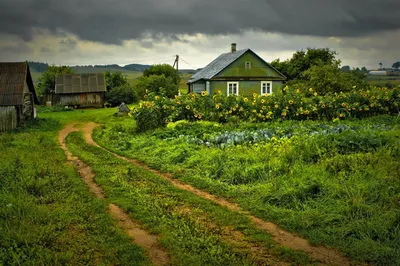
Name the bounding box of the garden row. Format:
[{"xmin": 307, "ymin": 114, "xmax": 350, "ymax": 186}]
[{"xmin": 133, "ymin": 86, "xmax": 399, "ymax": 131}]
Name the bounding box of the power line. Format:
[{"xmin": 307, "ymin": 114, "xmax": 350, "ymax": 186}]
[{"xmin": 179, "ymin": 57, "xmax": 198, "ymax": 69}]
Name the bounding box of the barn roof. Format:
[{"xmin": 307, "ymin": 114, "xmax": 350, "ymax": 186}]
[
  {"xmin": 0, "ymin": 62, "xmax": 39, "ymax": 106},
  {"xmin": 55, "ymin": 73, "xmax": 106, "ymax": 94},
  {"xmin": 187, "ymin": 48, "xmax": 286, "ymax": 84}
]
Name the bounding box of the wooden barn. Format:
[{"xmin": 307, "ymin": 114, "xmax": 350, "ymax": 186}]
[
  {"xmin": 54, "ymin": 73, "xmax": 106, "ymax": 108},
  {"xmin": 0, "ymin": 62, "xmax": 39, "ymax": 132}
]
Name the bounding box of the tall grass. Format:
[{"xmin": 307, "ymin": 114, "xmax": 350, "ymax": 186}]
[{"xmin": 95, "ymin": 115, "xmax": 400, "ymax": 265}]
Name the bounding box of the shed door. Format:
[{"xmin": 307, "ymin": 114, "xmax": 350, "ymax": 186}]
[{"xmin": 80, "ymin": 94, "xmax": 87, "ymax": 104}]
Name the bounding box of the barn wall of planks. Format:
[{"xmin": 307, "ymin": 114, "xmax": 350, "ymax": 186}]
[{"xmin": 0, "ymin": 106, "xmax": 17, "ymax": 132}]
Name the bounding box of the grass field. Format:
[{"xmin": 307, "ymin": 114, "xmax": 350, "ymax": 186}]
[
  {"xmin": 94, "ymin": 115, "xmax": 400, "ymax": 266},
  {"xmin": 0, "ymin": 111, "xmax": 149, "ymax": 265},
  {"xmin": 3, "ymin": 104, "xmax": 398, "ymax": 265},
  {"xmin": 367, "ymin": 75, "xmax": 400, "ymax": 87},
  {"xmin": 1, "ymin": 108, "xmax": 316, "ymax": 265}
]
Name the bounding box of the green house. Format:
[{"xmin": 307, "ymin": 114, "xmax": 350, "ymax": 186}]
[{"xmin": 187, "ymin": 44, "xmax": 286, "ymax": 97}]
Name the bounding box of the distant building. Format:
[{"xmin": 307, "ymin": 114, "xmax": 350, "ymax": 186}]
[
  {"xmin": 0, "ymin": 62, "xmax": 39, "ymax": 132},
  {"xmin": 54, "ymin": 73, "xmax": 106, "ymax": 108},
  {"xmin": 187, "ymin": 43, "xmax": 286, "ymax": 96}
]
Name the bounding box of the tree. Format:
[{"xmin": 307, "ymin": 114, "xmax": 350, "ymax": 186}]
[
  {"xmin": 270, "ymin": 48, "xmax": 339, "ymax": 80},
  {"xmin": 135, "ymin": 74, "xmax": 178, "ymax": 98},
  {"xmin": 105, "ymin": 71, "xmax": 129, "ymax": 91},
  {"xmin": 143, "ymin": 64, "xmax": 180, "ymax": 86},
  {"xmin": 392, "ymin": 61, "xmax": 400, "ymax": 69},
  {"xmin": 104, "ymin": 72, "xmax": 137, "ymax": 106},
  {"xmin": 36, "ymin": 65, "xmax": 74, "ymax": 96},
  {"xmin": 341, "ymin": 66, "xmax": 351, "ymax": 72},
  {"xmin": 302, "ymin": 61, "xmax": 367, "ymax": 95},
  {"xmin": 361, "ymin": 67, "xmax": 368, "ymax": 73},
  {"xmin": 379, "ymin": 63, "xmax": 383, "ymax": 70}
]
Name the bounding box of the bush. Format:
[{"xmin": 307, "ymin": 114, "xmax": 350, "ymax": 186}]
[
  {"xmin": 135, "ymin": 74, "xmax": 178, "ymax": 99},
  {"xmin": 301, "ymin": 62, "xmax": 368, "ymax": 95},
  {"xmin": 133, "ymin": 87, "xmax": 400, "ymax": 131},
  {"xmin": 105, "ymin": 85, "xmax": 138, "ymax": 107}
]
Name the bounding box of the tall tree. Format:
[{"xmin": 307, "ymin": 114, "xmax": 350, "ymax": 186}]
[
  {"xmin": 36, "ymin": 65, "xmax": 74, "ymax": 96},
  {"xmin": 379, "ymin": 63, "xmax": 383, "ymax": 70},
  {"xmin": 392, "ymin": 61, "xmax": 400, "ymax": 69},
  {"xmin": 270, "ymin": 48, "xmax": 339, "ymax": 80}
]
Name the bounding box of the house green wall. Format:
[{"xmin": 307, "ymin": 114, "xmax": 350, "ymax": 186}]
[
  {"xmin": 210, "ymin": 80, "xmax": 283, "ymax": 97},
  {"xmin": 188, "ymin": 50, "xmax": 286, "ymax": 96},
  {"xmin": 215, "ymin": 51, "xmax": 283, "ymax": 78}
]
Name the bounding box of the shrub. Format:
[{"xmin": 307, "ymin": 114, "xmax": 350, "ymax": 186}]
[
  {"xmin": 105, "ymin": 85, "xmax": 138, "ymax": 107},
  {"xmin": 135, "ymin": 75, "xmax": 178, "ymax": 99},
  {"xmin": 133, "ymin": 87, "xmax": 400, "ymax": 132}
]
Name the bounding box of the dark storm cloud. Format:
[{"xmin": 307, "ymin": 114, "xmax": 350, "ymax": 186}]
[{"xmin": 0, "ymin": 0, "xmax": 399, "ymax": 44}]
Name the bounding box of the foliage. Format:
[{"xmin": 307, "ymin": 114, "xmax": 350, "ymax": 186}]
[
  {"xmin": 28, "ymin": 61, "xmax": 49, "ymax": 72},
  {"xmin": 393, "ymin": 61, "xmax": 400, "ymax": 69},
  {"xmin": 133, "ymin": 87, "xmax": 400, "ymax": 132},
  {"xmin": 301, "ymin": 62, "xmax": 368, "ymax": 94},
  {"xmin": 36, "ymin": 65, "xmax": 74, "ymax": 96},
  {"xmin": 105, "ymin": 85, "xmax": 138, "ymax": 107},
  {"xmin": 96, "ymin": 115, "xmax": 400, "ymax": 265},
  {"xmin": 105, "ymin": 71, "xmax": 129, "ymax": 91},
  {"xmin": 270, "ymin": 48, "xmax": 339, "ymax": 80},
  {"xmin": 105, "ymin": 72, "xmax": 137, "ymax": 106},
  {"xmin": 135, "ymin": 74, "xmax": 178, "ymax": 99},
  {"xmin": 143, "ymin": 64, "xmax": 180, "ymax": 86}
]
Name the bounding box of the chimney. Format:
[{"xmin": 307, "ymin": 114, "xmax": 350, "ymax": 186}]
[{"xmin": 231, "ymin": 43, "xmax": 237, "ymax": 53}]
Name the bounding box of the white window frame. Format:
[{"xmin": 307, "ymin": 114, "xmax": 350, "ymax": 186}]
[
  {"xmin": 245, "ymin": 61, "xmax": 251, "ymax": 69},
  {"xmin": 227, "ymin": 82, "xmax": 239, "ymax": 96},
  {"xmin": 261, "ymin": 81, "xmax": 272, "ymax": 96}
]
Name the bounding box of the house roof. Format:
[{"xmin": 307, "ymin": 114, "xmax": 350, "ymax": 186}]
[
  {"xmin": 55, "ymin": 73, "xmax": 106, "ymax": 94},
  {"xmin": 0, "ymin": 62, "xmax": 39, "ymax": 106},
  {"xmin": 188, "ymin": 48, "xmax": 286, "ymax": 84}
]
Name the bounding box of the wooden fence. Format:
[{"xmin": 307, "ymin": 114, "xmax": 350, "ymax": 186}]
[{"xmin": 0, "ymin": 106, "xmax": 17, "ymax": 132}]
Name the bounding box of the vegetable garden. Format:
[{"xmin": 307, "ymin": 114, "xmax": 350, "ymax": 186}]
[{"xmin": 95, "ymin": 87, "xmax": 400, "ymax": 265}]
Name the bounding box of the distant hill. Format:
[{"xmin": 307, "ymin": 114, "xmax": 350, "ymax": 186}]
[
  {"xmin": 28, "ymin": 61, "xmax": 195, "ymax": 74},
  {"xmin": 28, "ymin": 62, "xmax": 153, "ymax": 73}
]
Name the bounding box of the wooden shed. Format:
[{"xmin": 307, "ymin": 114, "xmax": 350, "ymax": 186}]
[
  {"xmin": 54, "ymin": 73, "xmax": 106, "ymax": 108},
  {"xmin": 0, "ymin": 62, "xmax": 39, "ymax": 132}
]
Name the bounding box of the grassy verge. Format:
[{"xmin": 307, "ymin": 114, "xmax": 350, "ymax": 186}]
[
  {"xmin": 94, "ymin": 115, "xmax": 400, "ymax": 266},
  {"xmin": 67, "ymin": 131, "xmax": 315, "ymax": 265},
  {"xmin": 0, "ymin": 118, "xmax": 148, "ymax": 265}
]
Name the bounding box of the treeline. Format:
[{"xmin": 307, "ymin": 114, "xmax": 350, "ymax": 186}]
[{"xmin": 28, "ymin": 62, "xmax": 153, "ymax": 73}]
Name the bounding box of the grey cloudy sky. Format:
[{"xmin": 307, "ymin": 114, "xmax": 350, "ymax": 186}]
[{"xmin": 0, "ymin": 0, "xmax": 399, "ymax": 69}]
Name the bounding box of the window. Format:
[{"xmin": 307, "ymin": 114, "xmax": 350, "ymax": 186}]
[
  {"xmin": 261, "ymin": 81, "xmax": 272, "ymax": 95},
  {"xmin": 245, "ymin": 61, "xmax": 251, "ymax": 69},
  {"xmin": 227, "ymin": 82, "xmax": 239, "ymax": 96}
]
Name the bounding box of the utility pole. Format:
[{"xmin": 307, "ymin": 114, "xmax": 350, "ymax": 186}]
[{"xmin": 173, "ymin": 55, "xmax": 180, "ymax": 95}]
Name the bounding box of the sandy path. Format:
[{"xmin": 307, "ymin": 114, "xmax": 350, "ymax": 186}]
[
  {"xmin": 84, "ymin": 122, "xmax": 352, "ymax": 266},
  {"xmin": 59, "ymin": 124, "xmax": 170, "ymax": 266}
]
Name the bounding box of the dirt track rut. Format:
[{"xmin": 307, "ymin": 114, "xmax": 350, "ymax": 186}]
[
  {"xmin": 83, "ymin": 122, "xmax": 352, "ymax": 266},
  {"xmin": 59, "ymin": 124, "xmax": 170, "ymax": 266}
]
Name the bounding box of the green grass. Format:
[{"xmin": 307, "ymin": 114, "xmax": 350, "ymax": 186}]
[
  {"xmin": 367, "ymin": 75, "xmax": 400, "ymax": 87},
  {"xmin": 0, "ymin": 117, "xmax": 148, "ymax": 265},
  {"xmin": 66, "ymin": 130, "xmax": 315, "ymax": 266},
  {"xmin": 94, "ymin": 115, "xmax": 400, "ymax": 266}
]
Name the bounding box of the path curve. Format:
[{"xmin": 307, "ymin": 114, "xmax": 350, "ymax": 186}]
[
  {"xmin": 59, "ymin": 124, "xmax": 170, "ymax": 266},
  {"xmin": 85, "ymin": 122, "xmax": 351, "ymax": 266}
]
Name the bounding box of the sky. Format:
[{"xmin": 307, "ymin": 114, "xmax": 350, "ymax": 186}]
[{"xmin": 0, "ymin": 0, "xmax": 399, "ymax": 70}]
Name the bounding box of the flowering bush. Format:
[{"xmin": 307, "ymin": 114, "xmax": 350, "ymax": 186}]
[{"xmin": 132, "ymin": 86, "xmax": 400, "ymax": 132}]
